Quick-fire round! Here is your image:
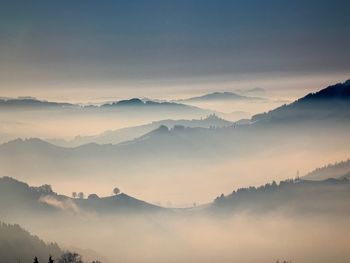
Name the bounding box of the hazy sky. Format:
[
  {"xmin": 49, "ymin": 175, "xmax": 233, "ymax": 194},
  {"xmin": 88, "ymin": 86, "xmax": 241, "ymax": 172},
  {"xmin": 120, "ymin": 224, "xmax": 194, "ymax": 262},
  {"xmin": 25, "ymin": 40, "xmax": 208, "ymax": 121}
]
[{"xmin": 1, "ymin": 0, "xmax": 350, "ymax": 100}]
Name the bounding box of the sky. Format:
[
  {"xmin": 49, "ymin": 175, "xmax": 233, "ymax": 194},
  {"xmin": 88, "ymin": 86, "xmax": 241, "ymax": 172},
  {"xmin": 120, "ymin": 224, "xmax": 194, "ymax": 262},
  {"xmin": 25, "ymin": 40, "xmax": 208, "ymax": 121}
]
[{"xmin": 1, "ymin": 0, "xmax": 350, "ymax": 101}]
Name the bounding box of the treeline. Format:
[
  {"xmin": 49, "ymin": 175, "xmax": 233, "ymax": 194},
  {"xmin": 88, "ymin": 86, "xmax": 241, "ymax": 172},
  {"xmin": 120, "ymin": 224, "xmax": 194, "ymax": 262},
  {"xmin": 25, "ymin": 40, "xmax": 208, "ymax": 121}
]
[
  {"xmin": 0, "ymin": 222, "xmax": 61, "ymax": 263},
  {"xmin": 211, "ymin": 177, "xmax": 350, "ymax": 214},
  {"xmin": 31, "ymin": 253, "xmax": 101, "ymax": 263}
]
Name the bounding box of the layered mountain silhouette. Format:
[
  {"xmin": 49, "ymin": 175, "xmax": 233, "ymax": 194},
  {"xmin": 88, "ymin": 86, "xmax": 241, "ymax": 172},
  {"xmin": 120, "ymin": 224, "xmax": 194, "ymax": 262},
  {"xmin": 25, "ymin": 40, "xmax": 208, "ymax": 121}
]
[
  {"xmin": 0, "ymin": 80, "xmax": 350, "ymax": 184},
  {"xmin": 0, "ymin": 96, "xmax": 210, "ymax": 115},
  {"xmin": 49, "ymin": 114, "xmax": 234, "ymax": 147},
  {"xmin": 1, "ymin": 173, "xmax": 350, "ymax": 218}
]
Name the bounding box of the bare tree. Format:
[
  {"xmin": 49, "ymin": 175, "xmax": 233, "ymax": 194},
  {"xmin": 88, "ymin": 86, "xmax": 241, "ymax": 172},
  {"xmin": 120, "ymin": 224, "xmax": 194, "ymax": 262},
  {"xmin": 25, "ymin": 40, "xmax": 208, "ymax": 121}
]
[
  {"xmin": 77, "ymin": 192, "xmax": 84, "ymax": 199},
  {"xmin": 58, "ymin": 252, "xmax": 83, "ymax": 263},
  {"xmin": 72, "ymin": 192, "xmax": 77, "ymax": 199}
]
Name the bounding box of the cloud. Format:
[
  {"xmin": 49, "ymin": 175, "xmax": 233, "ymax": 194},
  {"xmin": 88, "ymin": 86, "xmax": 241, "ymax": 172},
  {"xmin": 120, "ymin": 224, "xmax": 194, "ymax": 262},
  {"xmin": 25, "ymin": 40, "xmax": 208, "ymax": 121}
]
[{"xmin": 39, "ymin": 196, "xmax": 80, "ymax": 214}]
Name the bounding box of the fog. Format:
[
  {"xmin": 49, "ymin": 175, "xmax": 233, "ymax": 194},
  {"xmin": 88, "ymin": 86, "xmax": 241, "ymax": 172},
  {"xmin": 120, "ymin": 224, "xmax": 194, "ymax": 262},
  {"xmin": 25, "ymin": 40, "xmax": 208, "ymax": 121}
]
[
  {"xmin": 5, "ymin": 211, "xmax": 349, "ymax": 263},
  {"xmin": 1, "ymin": 121, "xmax": 349, "ymax": 206},
  {"xmin": 1, "ymin": 78, "xmax": 349, "ymax": 262}
]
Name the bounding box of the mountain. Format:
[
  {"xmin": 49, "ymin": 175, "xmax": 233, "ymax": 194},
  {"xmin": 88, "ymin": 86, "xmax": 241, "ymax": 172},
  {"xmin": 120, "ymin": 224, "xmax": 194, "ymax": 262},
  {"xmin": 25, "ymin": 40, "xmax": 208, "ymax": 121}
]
[
  {"xmin": 1, "ymin": 80, "xmax": 350, "ymax": 191},
  {"xmin": 252, "ymin": 79, "xmax": 350, "ymax": 124},
  {"xmin": 0, "ymin": 177, "xmax": 163, "ymax": 217},
  {"xmin": 101, "ymin": 97, "xmax": 207, "ymax": 111},
  {"xmin": 0, "ymin": 96, "xmax": 211, "ymax": 116},
  {"xmin": 303, "ymin": 159, "xmax": 350, "ymax": 181},
  {"xmin": 49, "ymin": 114, "xmax": 234, "ymax": 146},
  {"xmin": 234, "ymin": 87, "xmax": 266, "ymax": 96},
  {"xmin": 208, "ymin": 177, "xmax": 350, "ymax": 215},
  {"xmin": 0, "ymin": 221, "xmax": 62, "ymax": 263},
  {"xmin": 0, "ymin": 97, "xmax": 77, "ymax": 109},
  {"xmin": 75, "ymin": 192, "xmax": 163, "ymax": 214},
  {"xmin": 177, "ymin": 92, "xmax": 264, "ymax": 102}
]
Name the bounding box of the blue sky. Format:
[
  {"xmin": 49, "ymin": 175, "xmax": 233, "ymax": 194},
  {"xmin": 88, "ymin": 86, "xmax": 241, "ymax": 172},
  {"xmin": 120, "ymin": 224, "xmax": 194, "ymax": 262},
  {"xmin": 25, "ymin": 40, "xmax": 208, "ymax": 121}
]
[{"xmin": 0, "ymin": 0, "xmax": 349, "ymax": 98}]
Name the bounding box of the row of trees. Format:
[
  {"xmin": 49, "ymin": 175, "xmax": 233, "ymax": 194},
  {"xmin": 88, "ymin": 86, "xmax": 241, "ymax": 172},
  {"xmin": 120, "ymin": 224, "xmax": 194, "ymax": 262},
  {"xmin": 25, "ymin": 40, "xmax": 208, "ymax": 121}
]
[
  {"xmin": 72, "ymin": 188, "xmax": 120, "ymax": 199},
  {"xmin": 32, "ymin": 252, "xmax": 101, "ymax": 263}
]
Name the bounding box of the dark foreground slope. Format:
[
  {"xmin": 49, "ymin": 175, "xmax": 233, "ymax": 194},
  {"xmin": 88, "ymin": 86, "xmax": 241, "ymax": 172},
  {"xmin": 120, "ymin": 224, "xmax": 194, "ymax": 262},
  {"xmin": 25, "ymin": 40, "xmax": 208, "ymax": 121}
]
[{"xmin": 0, "ymin": 221, "xmax": 62, "ymax": 263}]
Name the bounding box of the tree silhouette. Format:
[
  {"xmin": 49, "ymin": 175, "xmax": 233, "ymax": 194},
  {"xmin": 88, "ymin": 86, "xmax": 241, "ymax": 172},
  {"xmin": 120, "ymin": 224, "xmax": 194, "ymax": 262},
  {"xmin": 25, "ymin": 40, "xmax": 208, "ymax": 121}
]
[
  {"xmin": 113, "ymin": 187, "xmax": 120, "ymax": 195},
  {"xmin": 48, "ymin": 255, "xmax": 54, "ymax": 263},
  {"xmin": 77, "ymin": 192, "xmax": 84, "ymax": 199},
  {"xmin": 33, "ymin": 257, "xmax": 39, "ymax": 263},
  {"xmin": 58, "ymin": 252, "xmax": 83, "ymax": 263}
]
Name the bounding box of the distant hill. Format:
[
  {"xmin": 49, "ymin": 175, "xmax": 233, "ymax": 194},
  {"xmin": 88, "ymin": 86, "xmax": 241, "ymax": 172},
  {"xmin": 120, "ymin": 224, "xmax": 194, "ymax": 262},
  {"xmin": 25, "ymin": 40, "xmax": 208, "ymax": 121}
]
[
  {"xmin": 49, "ymin": 114, "xmax": 234, "ymax": 146},
  {"xmin": 0, "ymin": 177, "xmax": 163, "ymax": 217},
  {"xmin": 303, "ymin": 159, "xmax": 350, "ymax": 181},
  {"xmin": 1, "ymin": 80, "xmax": 350, "ymax": 184},
  {"xmin": 209, "ymin": 177, "xmax": 350, "ymax": 215},
  {"xmin": 0, "ymin": 221, "xmax": 62, "ymax": 263},
  {"xmin": 0, "ymin": 97, "xmax": 77, "ymax": 109},
  {"xmin": 177, "ymin": 91, "xmax": 264, "ymax": 102},
  {"xmin": 252, "ymin": 79, "xmax": 350, "ymax": 124},
  {"xmin": 0, "ymin": 96, "xmax": 211, "ymax": 116},
  {"xmin": 234, "ymin": 87, "xmax": 266, "ymax": 96},
  {"xmin": 101, "ymin": 97, "xmax": 204, "ymax": 109}
]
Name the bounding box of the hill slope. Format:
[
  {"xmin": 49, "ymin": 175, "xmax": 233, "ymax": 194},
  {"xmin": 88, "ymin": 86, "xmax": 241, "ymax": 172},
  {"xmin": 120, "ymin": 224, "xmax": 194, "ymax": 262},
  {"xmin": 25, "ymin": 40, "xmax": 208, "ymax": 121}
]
[
  {"xmin": 303, "ymin": 159, "xmax": 350, "ymax": 180},
  {"xmin": 178, "ymin": 92, "xmax": 263, "ymax": 102},
  {"xmin": 49, "ymin": 114, "xmax": 233, "ymax": 146},
  {"xmin": 252, "ymin": 79, "xmax": 350, "ymax": 124},
  {"xmin": 0, "ymin": 177, "xmax": 163, "ymax": 217},
  {"xmin": 209, "ymin": 177, "xmax": 350, "ymax": 215},
  {"xmin": 0, "ymin": 221, "xmax": 62, "ymax": 263}
]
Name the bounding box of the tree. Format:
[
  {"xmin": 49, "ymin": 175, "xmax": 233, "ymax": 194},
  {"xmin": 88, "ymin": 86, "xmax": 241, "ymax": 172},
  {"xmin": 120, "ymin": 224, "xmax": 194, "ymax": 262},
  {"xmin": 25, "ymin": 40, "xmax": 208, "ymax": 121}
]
[
  {"xmin": 88, "ymin": 193, "xmax": 99, "ymax": 199},
  {"xmin": 48, "ymin": 256, "xmax": 54, "ymax": 263},
  {"xmin": 57, "ymin": 252, "xmax": 83, "ymax": 263},
  {"xmin": 78, "ymin": 192, "xmax": 84, "ymax": 199},
  {"xmin": 113, "ymin": 187, "xmax": 120, "ymax": 195},
  {"xmin": 33, "ymin": 257, "xmax": 39, "ymax": 263},
  {"xmin": 72, "ymin": 192, "xmax": 77, "ymax": 199}
]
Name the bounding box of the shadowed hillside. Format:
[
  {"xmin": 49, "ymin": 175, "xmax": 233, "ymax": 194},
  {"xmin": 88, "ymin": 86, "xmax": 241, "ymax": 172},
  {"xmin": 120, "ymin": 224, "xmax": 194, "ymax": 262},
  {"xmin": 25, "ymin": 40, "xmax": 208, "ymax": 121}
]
[
  {"xmin": 0, "ymin": 177, "xmax": 163, "ymax": 218},
  {"xmin": 0, "ymin": 221, "xmax": 62, "ymax": 263},
  {"xmin": 210, "ymin": 177, "xmax": 350, "ymax": 215},
  {"xmin": 252, "ymin": 80, "xmax": 350, "ymax": 124},
  {"xmin": 303, "ymin": 159, "xmax": 350, "ymax": 180}
]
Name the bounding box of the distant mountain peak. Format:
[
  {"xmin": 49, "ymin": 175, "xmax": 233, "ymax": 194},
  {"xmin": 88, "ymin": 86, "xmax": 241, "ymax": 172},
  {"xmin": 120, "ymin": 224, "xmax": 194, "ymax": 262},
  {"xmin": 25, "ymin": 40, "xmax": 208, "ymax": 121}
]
[
  {"xmin": 182, "ymin": 91, "xmax": 246, "ymax": 102},
  {"xmin": 116, "ymin": 98, "xmax": 144, "ymax": 106}
]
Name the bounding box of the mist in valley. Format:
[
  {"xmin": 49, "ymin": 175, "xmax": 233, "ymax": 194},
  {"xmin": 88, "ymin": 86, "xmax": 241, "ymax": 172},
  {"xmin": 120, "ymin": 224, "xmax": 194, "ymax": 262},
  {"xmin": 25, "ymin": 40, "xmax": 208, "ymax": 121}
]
[{"xmin": 2, "ymin": 1, "xmax": 350, "ymax": 261}]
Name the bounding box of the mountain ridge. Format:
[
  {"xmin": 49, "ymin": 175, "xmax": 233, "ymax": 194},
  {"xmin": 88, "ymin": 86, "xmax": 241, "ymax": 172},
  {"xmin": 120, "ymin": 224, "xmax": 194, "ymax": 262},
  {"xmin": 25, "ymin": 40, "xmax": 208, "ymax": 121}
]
[{"xmin": 177, "ymin": 91, "xmax": 264, "ymax": 102}]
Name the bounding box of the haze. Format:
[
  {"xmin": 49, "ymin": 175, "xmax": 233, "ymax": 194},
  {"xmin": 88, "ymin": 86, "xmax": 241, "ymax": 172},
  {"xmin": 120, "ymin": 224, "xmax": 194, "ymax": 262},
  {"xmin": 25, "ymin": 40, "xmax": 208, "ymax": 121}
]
[{"xmin": 1, "ymin": 1, "xmax": 350, "ymax": 263}]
